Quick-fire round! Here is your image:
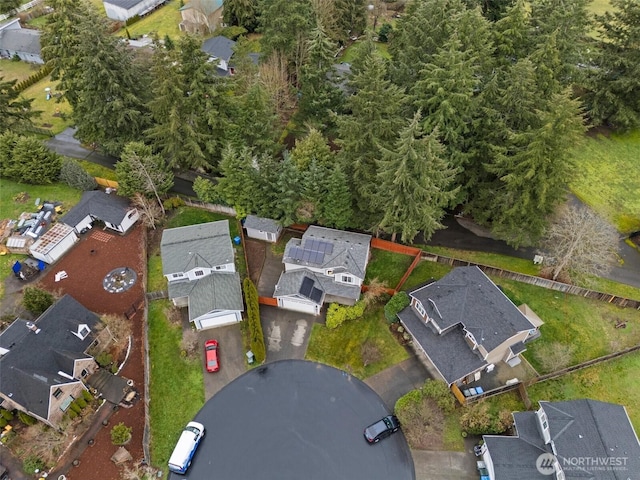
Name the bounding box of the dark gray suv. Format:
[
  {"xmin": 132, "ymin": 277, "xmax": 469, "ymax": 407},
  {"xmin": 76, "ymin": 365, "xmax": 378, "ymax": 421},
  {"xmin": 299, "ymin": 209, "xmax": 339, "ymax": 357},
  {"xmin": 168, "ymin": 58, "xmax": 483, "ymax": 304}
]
[{"xmin": 364, "ymin": 415, "xmax": 400, "ymax": 444}]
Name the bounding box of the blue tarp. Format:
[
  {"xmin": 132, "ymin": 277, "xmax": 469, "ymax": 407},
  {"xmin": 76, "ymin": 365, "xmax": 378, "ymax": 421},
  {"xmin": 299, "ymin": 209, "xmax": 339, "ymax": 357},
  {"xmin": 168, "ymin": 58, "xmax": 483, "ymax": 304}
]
[{"xmin": 12, "ymin": 261, "xmax": 21, "ymax": 274}]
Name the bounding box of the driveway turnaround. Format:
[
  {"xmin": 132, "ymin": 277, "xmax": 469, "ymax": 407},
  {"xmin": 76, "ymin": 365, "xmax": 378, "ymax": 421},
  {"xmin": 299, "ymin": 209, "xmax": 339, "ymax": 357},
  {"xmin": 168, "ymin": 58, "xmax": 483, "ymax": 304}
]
[{"xmin": 173, "ymin": 360, "xmax": 415, "ymax": 480}]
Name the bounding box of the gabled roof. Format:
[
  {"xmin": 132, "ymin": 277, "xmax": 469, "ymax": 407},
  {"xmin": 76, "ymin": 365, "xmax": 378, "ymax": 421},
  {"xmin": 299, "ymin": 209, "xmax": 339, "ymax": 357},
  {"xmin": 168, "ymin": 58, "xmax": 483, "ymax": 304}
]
[
  {"xmin": 283, "ymin": 226, "xmax": 371, "ymax": 279},
  {"xmin": 161, "ymin": 220, "xmax": 234, "ymax": 275},
  {"xmin": 180, "ymin": 0, "xmax": 223, "ymax": 13},
  {"xmin": 484, "ymin": 399, "xmax": 640, "ymax": 479},
  {"xmin": 244, "ymin": 215, "xmax": 281, "ymax": 234},
  {"xmin": 201, "ymin": 35, "xmax": 235, "ymax": 61},
  {"xmin": 61, "ymin": 191, "xmax": 134, "ymax": 228},
  {"xmin": 408, "ymin": 266, "xmax": 536, "ymax": 352},
  {"xmin": 168, "ymin": 272, "xmax": 244, "ymax": 321},
  {"xmin": 0, "ymin": 295, "xmax": 100, "ymax": 420},
  {"xmin": 103, "ymin": 0, "xmax": 145, "ymax": 9},
  {"xmin": 274, "ymin": 270, "xmax": 325, "ymax": 305},
  {"xmin": 0, "ymin": 27, "xmax": 41, "ymax": 56}
]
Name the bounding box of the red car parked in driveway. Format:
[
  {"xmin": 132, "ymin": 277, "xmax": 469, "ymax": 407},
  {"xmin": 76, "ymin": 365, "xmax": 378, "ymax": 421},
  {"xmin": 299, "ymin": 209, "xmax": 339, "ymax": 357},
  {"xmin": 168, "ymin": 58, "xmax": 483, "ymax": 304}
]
[{"xmin": 205, "ymin": 339, "xmax": 219, "ymax": 372}]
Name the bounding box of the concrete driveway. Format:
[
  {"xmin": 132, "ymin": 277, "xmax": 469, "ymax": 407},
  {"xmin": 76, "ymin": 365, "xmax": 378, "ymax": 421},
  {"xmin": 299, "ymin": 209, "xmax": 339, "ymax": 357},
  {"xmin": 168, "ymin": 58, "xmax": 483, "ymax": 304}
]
[
  {"xmin": 199, "ymin": 324, "xmax": 246, "ymax": 401},
  {"xmin": 412, "ymin": 450, "xmax": 479, "ymax": 480},
  {"xmin": 365, "ymin": 357, "xmax": 432, "ymax": 410},
  {"xmin": 260, "ymin": 305, "xmax": 317, "ymax": 362}
]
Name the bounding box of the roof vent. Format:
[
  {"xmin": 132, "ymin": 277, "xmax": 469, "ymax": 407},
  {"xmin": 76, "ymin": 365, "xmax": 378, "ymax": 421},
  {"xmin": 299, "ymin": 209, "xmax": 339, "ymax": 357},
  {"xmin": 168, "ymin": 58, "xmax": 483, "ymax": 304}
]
[{"xmin": 26, "ymin": 321, "xmax": 41, "ymax": 334}]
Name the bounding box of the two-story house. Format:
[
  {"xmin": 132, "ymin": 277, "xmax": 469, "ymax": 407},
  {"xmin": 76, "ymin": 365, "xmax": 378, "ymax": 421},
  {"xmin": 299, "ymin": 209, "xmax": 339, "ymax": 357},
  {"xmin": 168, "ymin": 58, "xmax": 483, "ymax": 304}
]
[
  {"xmin": 481, "ymin": 399, "xmax": 640, "ymax": 479},
  {"xmin": 161, "ymin": 220, "xmax": 243, "ymax": 330},
  {"xmin": 273, "ymin": 226, "xmax": 372, "ymax": 315},
  {"xmin": 0, "ymin": 295, "xmax": 102, "ymax": 428},
  {"xmin": 397, "ymin": 266, "xmax": 543, "ymax": 388}
]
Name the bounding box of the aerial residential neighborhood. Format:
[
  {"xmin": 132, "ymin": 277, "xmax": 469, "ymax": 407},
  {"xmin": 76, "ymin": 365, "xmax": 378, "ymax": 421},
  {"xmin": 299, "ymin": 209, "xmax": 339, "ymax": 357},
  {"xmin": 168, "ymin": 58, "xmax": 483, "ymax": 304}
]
[{"xmin": 1, "ymin": 0, "xmax": 640, "ymax": 479}]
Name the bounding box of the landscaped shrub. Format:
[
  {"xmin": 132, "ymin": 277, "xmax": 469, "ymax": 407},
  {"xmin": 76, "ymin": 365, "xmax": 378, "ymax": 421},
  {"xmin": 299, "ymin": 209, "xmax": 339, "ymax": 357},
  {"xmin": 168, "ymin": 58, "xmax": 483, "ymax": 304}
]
[
  {"xmin": 325, "ymin": 301, "xmax": 366, "ymax": 329},
  {"xmin": 125, "ymin": 14, "xmax": 140, "ymax": 26},
  {"xmin": 384, "ymin": 291, "xmax": 410, "ymax": 323},
  {"xmin": 0, "ymin": 408, "xmax": 13, "ymax": 421},
  {"xmin": 377, "ymin": 23, "xmax": 393, "ymax": 42},
  {"xmin": 69, "ymin": 401, "xmax": 82, "ymax": 414},
  {"xmin": 243, "ymin": 278, "xmax": 265, "ymax": 363},
  {"xmin": 0, "ymin": 133, "xmax": 62, "ymax": 184},
  {"xmin": 111, "ymin": 422, "xmax": 132, "ymax": 445},
  {"xmin": 82, "ymin": 389, "xmax": 94, "ymax": 402},
  {"xmin": 95, "ymin": 351, "xmax": 113, "ymax": 367},
  {"xmin": 12, "ymin": 65, "xmax": 52, "ymax": 93},
  {"xmin": 67, "ymin": 409, "xmax": 78, "ymax": 420},
  {"xmin": 58, "ymin": 158, "xmax": 98, "ymax": 191},
  {"xmin": 0, "ymin": 418, "xmax": 7, "ymax": 428},
  {"xmin": 216, "ymin": 25, "xmax": 247, "ymax": 40},
  {"xmin": 422, "ymin": 380, "xmax": 456, "ymax": 414},
  {"xmin": 22, "ymin": 287, "xmax": 55, "ymax": 315},
  {"xmin": 18, "ymin": 411, "xmax": 37, "ymax": 426},
  {"xmin": 163, "ymin": 196, "xmax": 185, "ymax": 211},
  {"xmin": 23, "ymin": 455, "xmax": 46, "ymax": 475},
  {"xmin": 76, "ymin": 397, "xmax": 87, "ymax": 409},
  {"xmin": 459, "ymin": 402, "xmax": 513, "ymax": 435}
]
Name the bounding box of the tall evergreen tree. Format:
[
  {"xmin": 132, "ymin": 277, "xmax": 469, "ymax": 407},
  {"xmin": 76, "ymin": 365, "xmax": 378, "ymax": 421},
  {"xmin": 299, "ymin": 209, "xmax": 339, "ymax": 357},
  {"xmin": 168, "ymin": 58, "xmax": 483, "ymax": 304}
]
[
  {"xmin": 298, "ymin": 23, "xmax": 343, "ymax": 128},
  {"xmin": 274, "ymin": 153, "xmax": 302, "ymax": 226},
  {"xmin": 0, "ymin": 0, "xmax": 20, "ymax": 14},
  {"xmin": 223, "ymin": 0, "xmax": 259, "ymax": 32},
  {"xmin": 334, "ymin": 0, "xmax": 367, "ymax": 42},
  {"xmin": 214, "ymin": 145, "xmax": 260, "ymax": 213},
  {"xmin": 0, "ymin": 78, "xmax": 40, "ymax": 134},
  {"xmin": 290, "ymin": 128, "xmax": 334, "ymax": 171},
  {"xmin": 585, "ymin": 0, "xmax": 640, "ymax": 129},
  {"xmin": 319, "ymin": 164, "xmax": 353, "ymax": 229},
  {"xmin": 492, "ymin": 0, "xmax": 531, "ymax": 64},
  {"xmin": 335, "ymin": 46, "xmax": 407, "ymax": 229},
  {"xmin": 375, "ymin": 113, "xmax": 459, "ymax": 243}
]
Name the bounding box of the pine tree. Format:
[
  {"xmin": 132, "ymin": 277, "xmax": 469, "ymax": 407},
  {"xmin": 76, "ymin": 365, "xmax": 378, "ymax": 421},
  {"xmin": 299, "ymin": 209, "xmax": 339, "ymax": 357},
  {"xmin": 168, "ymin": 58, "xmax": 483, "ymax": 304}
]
[
  {"xmin": 214, "ymin": 145, "xmax": 260, "ymax": 213},
  {"xmin": 334, "ymin": 0, "xmax": 367, "ymax": 42},
  {"xmin": 0, "ymin": 77, "xmax": 40, "ymax": 134},
  {"xmin": 319, "ymin": 164, "xmax": 352, "ymax": 229},
  {"xmin": 274, "ymin": 153, "xmax": 302, "ymax": 226},
  {"xmin": 375, "ymin": 113, "xmax": 459, "ymax": 243},
  {"xmin": 492, "ymin": 0, "xmax": 531, "ymax": 64},
  {"xmin": 290, "ymin": 128, "xmax": 334, "ymax": 171},
  {"xmin": 224, "ymin": 0, "xmax": 259, "ymax": 32}
]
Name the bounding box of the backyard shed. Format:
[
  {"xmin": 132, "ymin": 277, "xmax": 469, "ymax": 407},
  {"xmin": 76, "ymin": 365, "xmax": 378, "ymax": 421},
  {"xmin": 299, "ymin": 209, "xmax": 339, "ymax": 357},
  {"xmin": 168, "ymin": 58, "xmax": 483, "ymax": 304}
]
[
  {"xmin": 102, "ymin": 0, "xmax": 165, "ymax": 21},
  {"xmin": 61, "ymin": 191, "xmax": 139, "ymax": 234},
  {"xmin": 244, "ymin": 215, "xmax": 282, "ymax": 243},
  {"xmin": 29, "ymin": 223, "xmax": 78, "ymax": 264}
]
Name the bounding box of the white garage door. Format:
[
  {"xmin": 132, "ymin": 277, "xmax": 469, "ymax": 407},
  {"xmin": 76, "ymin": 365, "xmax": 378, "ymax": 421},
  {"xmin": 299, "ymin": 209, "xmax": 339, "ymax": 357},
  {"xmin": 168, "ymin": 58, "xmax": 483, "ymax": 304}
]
[
  {"xmin": 279, "ymin": 298, "xmax": 318, "ymax": 315},
  {"xmin": 197, "ymin": 313, "xmax": 239, "ymax": 330}
]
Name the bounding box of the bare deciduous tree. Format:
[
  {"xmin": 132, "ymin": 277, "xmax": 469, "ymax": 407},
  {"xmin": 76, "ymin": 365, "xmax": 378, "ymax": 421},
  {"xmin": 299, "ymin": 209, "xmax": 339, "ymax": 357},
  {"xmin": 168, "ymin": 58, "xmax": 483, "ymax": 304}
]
[
  {"xmin": 132, "ymin": 193, "xmax": 165, "ymax": 230},
  {"xmin": 361, "ymin": 339, "xmax": 382, "ymax": 367},
  {"xmin": 542, "ymin": 203, "xmax": 619, "ymax": 282},
  {"xmin": 259, "ymin": 52, "xmax": 295, "ymax": 121},
  {"xmin": 101, "ymin": 314, "xmax": 132, "ymax": 345}
]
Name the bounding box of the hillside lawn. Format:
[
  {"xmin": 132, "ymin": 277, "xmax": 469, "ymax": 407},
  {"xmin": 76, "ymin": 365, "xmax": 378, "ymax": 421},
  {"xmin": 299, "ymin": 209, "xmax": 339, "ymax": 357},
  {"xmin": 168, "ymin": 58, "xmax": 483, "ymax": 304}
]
[{"xmin": 0, "ymin": 59, "xmax": 41, "ymax": 83}]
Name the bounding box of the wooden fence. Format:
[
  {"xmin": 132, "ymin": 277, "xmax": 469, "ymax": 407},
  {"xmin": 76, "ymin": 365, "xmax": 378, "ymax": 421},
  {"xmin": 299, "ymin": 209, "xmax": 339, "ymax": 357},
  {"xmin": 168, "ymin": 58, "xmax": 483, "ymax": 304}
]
[
  {"xmin": 422, "ymin": 252, "xmax": 640, "ymax": 310},
  {"xmin": 181, "ymin": 198, "xmax": 236, "ymax": 216},
  {"xmin": 95, "ymin": 177, "xmax": 118, "ymax": 189},
  {"xmin": 259, "ymin": 296, "xmax": 278, "ymax": 306}
]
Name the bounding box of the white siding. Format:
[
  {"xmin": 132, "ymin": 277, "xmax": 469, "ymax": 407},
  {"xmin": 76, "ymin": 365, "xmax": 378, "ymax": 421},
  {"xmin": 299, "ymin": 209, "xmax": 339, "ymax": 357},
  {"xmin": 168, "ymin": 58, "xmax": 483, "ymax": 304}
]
[
  {"xmin": 277, "ymin": 297, "xmax": 320, "ymax": 315},
  {"xmin": 195, "ymin": 311, "xmax": 242, "ymax": 330}
]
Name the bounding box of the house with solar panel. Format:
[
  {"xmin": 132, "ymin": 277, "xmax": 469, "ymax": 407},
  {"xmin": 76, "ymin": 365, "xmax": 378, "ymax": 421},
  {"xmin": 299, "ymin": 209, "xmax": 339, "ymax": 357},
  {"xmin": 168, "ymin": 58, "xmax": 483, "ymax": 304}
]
[{"xmin": 273, "ymin": 226, "xmax": 372, "ymax": 315}]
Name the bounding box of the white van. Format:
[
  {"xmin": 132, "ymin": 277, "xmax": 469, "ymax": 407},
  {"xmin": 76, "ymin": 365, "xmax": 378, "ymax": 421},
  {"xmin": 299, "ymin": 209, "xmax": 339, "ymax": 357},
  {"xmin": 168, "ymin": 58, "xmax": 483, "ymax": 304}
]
[{"xmin": 168, "ymin": 421, "xmax": 205, "ymax": 474}]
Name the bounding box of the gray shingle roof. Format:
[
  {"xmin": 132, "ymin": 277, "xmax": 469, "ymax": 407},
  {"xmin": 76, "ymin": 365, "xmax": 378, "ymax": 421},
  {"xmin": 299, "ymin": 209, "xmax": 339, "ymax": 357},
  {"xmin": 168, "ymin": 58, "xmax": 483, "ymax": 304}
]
[
  {"xmin": 161, "ymin": 220, "xmax": 234, "ymax": 275},
  {"xmin": 0, "ymin": 295, "xmax": 100, "ymax": 420},
  {"xmin": 168, "ymin": 272, "xmax": 243, "ymax": 321},
  {"xmin": 274, "ymin": 268, "xmax": 362, "ymax": 303},
  {"xmin": 283, "ymin": 226, "xmax": 371, "ymax": 279},
  {"xmin": 398, "ymin": 307, "xmax": 486, "ymax": 384},
  {"xmin": 0, "ymin": 27, "xmax": 41, "ymax": 56},
  {"xmin": 201, "ymin": 35, "xmax": 235, "ymax": 61},
  {"xmin": 244, "ymin": 215, "xmax": 281, "ymax": 235},
  {"xmin": 61, "ymin": 191, "xmax": 134, "ymax": 228},
  {"xmin": 484, "ymin": 400, "xmax": 640, "ymax": 479},
  {"xmin": 409, "ymin": 266, "xmax": 536, "ymax": 352},
  {"xmin": 104, "ymin": 0, "xmax": 145, "ymax": 9}
]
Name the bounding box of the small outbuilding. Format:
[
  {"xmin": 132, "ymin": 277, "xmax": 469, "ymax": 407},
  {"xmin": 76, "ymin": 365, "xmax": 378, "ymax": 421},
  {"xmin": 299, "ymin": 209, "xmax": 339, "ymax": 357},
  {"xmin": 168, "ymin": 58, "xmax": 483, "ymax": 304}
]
[
  {"xmin": 244, "ymin": 215, "xmax": 282, "ymax": 243},
  {"xmin": 102, "ymin": 0, "xmax": 165, "ymax": 21},
  {"xmin": 29, "ymin": 223, "xmax": 78, "ymax": 264}
]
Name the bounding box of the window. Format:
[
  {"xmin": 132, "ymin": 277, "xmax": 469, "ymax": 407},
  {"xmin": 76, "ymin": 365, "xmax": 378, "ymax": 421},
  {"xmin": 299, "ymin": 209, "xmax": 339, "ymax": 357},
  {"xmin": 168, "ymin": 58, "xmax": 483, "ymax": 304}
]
[
  {"xmin": 341, "ymin": 275, "xmax": 353, "ymax": 284},
  {"xmin": 194, "ymin": 270, "xmax": 204, "ymax": 277},
  {"xmin": 78, "ymin": 325, "xmax": 90, "ymax": 339},
  {"xmin": 53, "ymin": 388, "xmax": 63, "ymax": 399},
  {"xmin": 81, "ymin": 369, "xmax": 89, "ymax": 378},
  {"xmin": 127, "ymin": 210, "xmax": 136, "ymax": 219},
  {"xmin": 172, "ymin": 273, "xmax": 184, "ymax": 279},
  {"xmin": 215, "ymin": 266, "xmax": 224, "ymax": 270},
  {"xmin": 415, "ymin": 301, "xmax": 426, "ymax": 317}
]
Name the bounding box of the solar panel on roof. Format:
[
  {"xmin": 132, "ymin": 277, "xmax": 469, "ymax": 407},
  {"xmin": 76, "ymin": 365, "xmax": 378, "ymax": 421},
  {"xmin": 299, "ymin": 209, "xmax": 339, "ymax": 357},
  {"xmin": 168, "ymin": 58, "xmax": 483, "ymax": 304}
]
[
  {"xmin": 302, "ymin": 249, "xmax": 312, "ymax": 262},
  {"xmin": 290, "ymin": 246, "xmax": 304, "ymax": 261},
  {"xmin": 299, "ymin": 277, "xmax": 314, "ymax": 298},
  {"xmin": 310, "ymin": 287, "xmax": 323, "ymax": 304}
]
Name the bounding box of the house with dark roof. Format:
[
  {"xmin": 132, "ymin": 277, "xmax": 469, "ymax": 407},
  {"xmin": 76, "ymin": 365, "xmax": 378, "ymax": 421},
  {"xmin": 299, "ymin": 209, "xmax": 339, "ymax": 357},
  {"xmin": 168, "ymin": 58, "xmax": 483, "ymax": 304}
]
[
  {"xmin": 201, "ymin": 35, "xmax": 235, "ymax": 73},
  {"xmin": 481, "ymin": 399, "xmax": 640, "ymax": 479},
  {"xmin": 103, "ymin": 0, "xmax": 165, "ymax": 21},
  {"xmin": 61, "ymin": 190, "xmax": 139, "ymax": 235},
  {"xmin": 0, "ymin": 295, "xmax": 105, "ymax": 427},
  {"xmin": 179, "ymin": 0, "xmax": 223, "ymax": 34},
  {"xmin": 161, "ymin": 220, "xmax": 244, "ymax": 330},
  {"xmin": 273, "ymin": 226, "xmax": 371, "ymax": 315},
  {"xmin": 243, "ymin": 215, "xmax": 282, "ymax": 243},
  {"xmin": 0, "ymin": 19, "xmax": 43, "ymax": 64},
  {"xmin": 397, "ymin": 266, "xmax": 543, "ymax": 388}
]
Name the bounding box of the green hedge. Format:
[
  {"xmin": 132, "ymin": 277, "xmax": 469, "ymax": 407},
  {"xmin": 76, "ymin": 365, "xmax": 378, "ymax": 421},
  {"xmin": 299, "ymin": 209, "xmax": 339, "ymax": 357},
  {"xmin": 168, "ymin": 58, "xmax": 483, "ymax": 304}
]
[
  {"xmin": 13, "ymin": 65, "xmax": 53, "ymax": 93},
  {"xmin": 325, "ymin": 300, "xmax": 366, "ymax": 329},
  {"xmin": 384, "ymin": 291, "xmax": 410, "ymax": 323},
  {"xmin": 18, "ymin": 411, "xmax": 37, "ymax": 426},
  {"xmin": 243, "ymin": 278, "xmax": 265, "ymax": 363}
]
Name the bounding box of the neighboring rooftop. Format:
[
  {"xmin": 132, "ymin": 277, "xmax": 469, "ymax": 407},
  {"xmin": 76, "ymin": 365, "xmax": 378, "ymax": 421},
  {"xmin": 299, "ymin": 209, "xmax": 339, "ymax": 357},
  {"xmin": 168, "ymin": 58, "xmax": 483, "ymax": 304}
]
[
  {"xmin": 201, "ymin": 35, "xmax": 235, "ymax": 61},
  {"xmin": 168, "ymin": 272, "xmax": 244, "ymax": 321},
  {"xmin": 61, "ymin": 191, "xmax": 133, "ymax": 227},
  {"xmin": 244, "ymin": 215, "xmax": 281, "ymax": 234}
]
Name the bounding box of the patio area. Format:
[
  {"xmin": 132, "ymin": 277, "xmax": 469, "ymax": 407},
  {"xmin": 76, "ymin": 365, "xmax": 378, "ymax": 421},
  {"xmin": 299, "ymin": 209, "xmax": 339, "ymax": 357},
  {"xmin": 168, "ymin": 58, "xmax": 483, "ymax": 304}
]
[{"xmin": 459, "ymin": 356, "xmax": 538, "ymax": 397}]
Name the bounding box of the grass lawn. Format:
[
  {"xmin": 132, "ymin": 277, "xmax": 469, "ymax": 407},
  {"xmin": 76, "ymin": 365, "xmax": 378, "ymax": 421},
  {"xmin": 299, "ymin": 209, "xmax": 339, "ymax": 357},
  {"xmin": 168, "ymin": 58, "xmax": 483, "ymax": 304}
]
[
  {"xmin": 401, "ymin": 259, "xmax": 452, "ymax": 290},
  {"xmin": 118, "ymin": 0, "xmax": 183, "ymax": 40},
  {"xmin": 588, "ymin": 0, "xmax": 613, "ymax": 16},
  {"xmin": 0, "ymin": 178, "xmax": 82, "ymax": 221},
  {"xmin": 148, "ymin": 300, "xmax": 205, "ymax": 469},
  {"xmin": 338, "ymin": 40, "xmax": 391, "ymax": 63},
  {"xmin": 0, "ymin": 59, "xmax": 41, "ymax": 83},
  {"xmin": 21, "ymin": 76, "xmax": 74, "ymax": 135},
  {"xmin": 305, "ymin": 303, "xmax": 409, "ymax": 379},
  {"xmin": 364, "ymin": 249, "xmax": 415, "ymax": 288},
  {"xmin": 494, "ymin": 277, "xmax": 640, "ymax": 374},
  {"xmin": 570, "ymin": 131, "xmax": 640, "ymax": 233},
  {"xmin": 147, "ymin": 255, "xmax": 167, "ymax": 292},
  {"xmin": 76, "ymin": 159, "xmax": 118, "ymax": 181},
  {"xmin": 527, "ymin": 351, "xmax": 640, "ymax": 431}
]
